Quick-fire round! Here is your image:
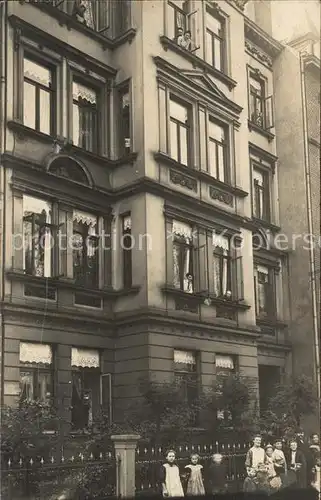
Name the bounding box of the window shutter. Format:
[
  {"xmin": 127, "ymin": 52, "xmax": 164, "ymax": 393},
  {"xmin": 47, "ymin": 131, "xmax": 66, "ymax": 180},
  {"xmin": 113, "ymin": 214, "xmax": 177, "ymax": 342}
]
[
  {"xmin": 264, "ymin": 95, "xmax": 274, "ymax": 130},
  {"xmin": 198, "ymin": 106, "xmax": 207, "ymax": 170},
  {"xmin": 232, "ymin": 255, "xmax": 244, "ymax": 301},
  {"xmin": 158, "ymin": 84, "xmax": 167, "ymax": 154}
]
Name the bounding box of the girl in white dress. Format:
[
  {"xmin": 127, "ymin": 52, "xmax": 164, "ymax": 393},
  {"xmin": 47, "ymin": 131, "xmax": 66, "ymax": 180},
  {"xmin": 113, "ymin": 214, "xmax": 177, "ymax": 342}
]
[
  {"xmin": 159, "ymin": 450, "xmax": 184, "ymax": 497},
  {"xmin": 183, "ymin": 453, "xmax": 205, "ymax": 496}
]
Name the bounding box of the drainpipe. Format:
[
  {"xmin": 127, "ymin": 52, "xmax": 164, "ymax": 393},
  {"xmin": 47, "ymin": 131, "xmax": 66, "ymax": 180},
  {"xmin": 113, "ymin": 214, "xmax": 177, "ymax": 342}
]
[
  {"xmin": 299, "ymin": 51, "xmax": 321, "ymax": 419},
  {"xmin": 0, "ymin": 0, "xmax": 7, "ymax": 407}
]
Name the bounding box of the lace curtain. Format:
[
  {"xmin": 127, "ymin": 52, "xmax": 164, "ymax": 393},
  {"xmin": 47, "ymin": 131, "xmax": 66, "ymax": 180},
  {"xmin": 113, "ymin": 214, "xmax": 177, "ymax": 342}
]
[
  {"xmin": 216, "ymin": 355, "xmax": 234, "ymax": 370},
  {"xmin": 20, "ymin": 342, "xmax": 52, "ymax": 365},
  {"xmin": 212, "ymin": 231, "xmax": 229, "ymax": 296},
  {"xmin": 71, "ymin": 347, "xmax": 100, "ymax": 368},
  {"xmin": 174, "ymin": 350, "xmax": 196, "ymax": 365}
]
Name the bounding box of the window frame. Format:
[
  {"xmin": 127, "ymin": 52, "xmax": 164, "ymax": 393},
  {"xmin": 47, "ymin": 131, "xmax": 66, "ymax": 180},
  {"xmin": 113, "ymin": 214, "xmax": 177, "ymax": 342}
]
[
  {"xmin": 254, "ymin": 264, "xmax": 277, "ymax": 320},
  {"xmin": 205, "ymin": 7, "xmax": 226, "ymax": 73},
  {"xmin": 71, "ymin": 77, "xmax": 100, "ymax": 154},
  {"xmin": 173, "ymin": 349, "xmax": 198, "ymax": 406},
  {"xmin": 21, "ymin": 51, "xmax": 57, "ymax": 136},
  {"xmin": 72, "ymin": 210, "xmax": 100, "ymax": 289},
  {"xmin": 207, "ymin": 115, "xmax": 230, "ymax": 183},
  {"xmin": 248, "ymin": 68, "xmax": 274, "ymax": 131},
  {"xmin": 215, "ymin": 353, "xmax": 236, "ymax": 421},
  {"xmin": 171, "ymin": 220, "xmax": 196, "ymax": 293},
  {"xmin": 117, "ymin": 80, "xmax": 132, "ymax": 157},
  {"xmin": 168, "ymin": 0, "xmax": 190, "ymax": 40},
  {"xmin": 168, "ymin": 92, "xmax": 193, "ymax": 166},
  {"xmin": 19, "ymin": 342, "xmax": 54, "ymax": 404},
  {"xmin": 121, "ymin": 213, "xmax": 132, "ymax": 289},
  {"xmin": 252, "ymin": 164, "xmax": 271, "ymax": 222}
]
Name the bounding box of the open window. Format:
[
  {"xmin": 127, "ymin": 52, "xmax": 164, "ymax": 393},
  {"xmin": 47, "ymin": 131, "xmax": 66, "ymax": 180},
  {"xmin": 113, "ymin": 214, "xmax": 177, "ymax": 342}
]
[
  {"xmin": 172, "ymin": 220, "xmax": 194, "ymax": 293},
  {"xmin": 248, "ymin": 69, "xmax": 274, "ymax": 131},
  {"xmin": 254, "ymin": 264, "xmax": 277, "ymax": 320}
]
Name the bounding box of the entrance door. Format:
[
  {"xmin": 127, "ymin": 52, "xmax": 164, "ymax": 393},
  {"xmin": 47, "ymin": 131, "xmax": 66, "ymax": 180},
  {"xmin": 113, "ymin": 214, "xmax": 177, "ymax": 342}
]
[{"xmin": 258, "ymin": 364, "xmax": 281, "ymax": 414}]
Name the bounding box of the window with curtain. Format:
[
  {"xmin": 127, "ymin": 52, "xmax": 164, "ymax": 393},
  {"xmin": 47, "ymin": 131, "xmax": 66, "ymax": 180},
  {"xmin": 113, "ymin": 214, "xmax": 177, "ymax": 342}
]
[
  {"xmin": 254, "ymin": 265, "xmax": 276, "ymax": 319},
  {"xmin": 72, "ymin": 210, "xmax": 99, "ymax": 288},
  {"xmin": 23, "ymin": 195, "xmax": 52, "ymax": 278},
  {"xmin": 205, "ymin": 11, "xmax": 225, "ymax": 72},
  {"xmin": 122, "ymin": 214, "xmax": 132, "ymax": 288},
  {"xmin": 71, "ymin": 347, "xmax": 100, "ymax": 430},
  {"xmin": 72, "ymin": 80, "xmax": 98, "ymax": 153},
  {"xmin": 208, "ymin": 118, "xmax": 228, "ymax": 182},
  {"xmin": 23, "ymin": 56, "xmax": 55, "ymax": 135},
  {"xmin": 212, "ymin": 232, "xmax": 232, "ymax": 298},
  {"xmin": 19, "ymin": 342, "xmax": 53, "ymax": 404},
  {"xmin": 215, "ymin": 354, "xmax": 235, "ymax": 420},
  {"xmin": 71, "ymin": 0, "xmax": 110, "ymax": 32},
  {"xmin": 169, "ymin": 95, "xmax": 191, "ymax": 166},
  {"xmin": 253, "ymin": 168, "xmax": 270, "ymax": 221},
  {"xmin": 118, "ymin": 84, "xmax": 131, "ymax": 155},
  {"xmin": 174, "ymin": 349, "xmax": 197, "ymax": 405},
  {"xmin": 172, "ymin": 220, "xmax": 194, "ymax": 293},
  {"xmin": 168, "ymin": 0, "xmax": 189, "ymax": 40},
  {"xmin": 249, "ymin": 73, "xmax": 265, "ymax": 127}
]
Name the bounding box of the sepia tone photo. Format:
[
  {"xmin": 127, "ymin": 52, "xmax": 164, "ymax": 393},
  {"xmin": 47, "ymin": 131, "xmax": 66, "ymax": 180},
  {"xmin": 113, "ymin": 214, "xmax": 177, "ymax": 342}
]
[{"xmin": 0, "ymin": 0, "xmax": 320, "ymax": 499}]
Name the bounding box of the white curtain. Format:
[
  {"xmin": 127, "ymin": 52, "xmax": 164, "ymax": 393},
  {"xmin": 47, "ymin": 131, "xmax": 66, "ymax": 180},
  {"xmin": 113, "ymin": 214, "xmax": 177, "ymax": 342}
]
[
  {"xmin": 20, "ymin": 342, "xmax": 52, "ymax": 365},
  {"xmin": 212, "ymin": 231, "xmax": 229, "ymax": 250},
  {"xmin": 72, "ymin": 348, "xmax": 100, "ymax": 368},
  {"xmin": 216, "ymin": 355, "xmax": 234, "ymax": 370},
  {"xmin": 173, "ymin": 220, "xmax": 192, "ymax": 242},
  {"xmin": 174, "ymin": 350, "xmax": 196, "ymax": 365},
  {"xmin": 123, "ymin": 215, "xmax": 132, "ymax": 231}
]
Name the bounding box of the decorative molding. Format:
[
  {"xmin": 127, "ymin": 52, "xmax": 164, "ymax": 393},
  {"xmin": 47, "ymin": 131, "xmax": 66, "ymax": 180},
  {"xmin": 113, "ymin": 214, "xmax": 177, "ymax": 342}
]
[
  {"xmin": 14, "ymin": 27, "xmax": 22, "ymax": 51},
  {"xmin": 175, "ymin": 297, "xmax": 198, "ymax": 314},
  {"xmin": 229, "ymin": 0, "xmax": 249, "ymax": 10},
  {"xmin": 169, "ymin": 169, "xmax": 197, "ymax": 192},
  {"xmin": 245, "ymin": 40, "xmax": 273, "ymax": 68},
  {"xmin": 209, "ymin": 186, "xmax": 234, "ymax": 206}
]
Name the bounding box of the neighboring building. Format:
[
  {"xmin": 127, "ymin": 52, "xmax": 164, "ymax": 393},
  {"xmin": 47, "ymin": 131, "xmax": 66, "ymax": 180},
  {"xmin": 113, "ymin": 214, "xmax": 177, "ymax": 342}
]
[{"xmin": 0, "ymin": 0, "xmax": 317, "ymax": 431}]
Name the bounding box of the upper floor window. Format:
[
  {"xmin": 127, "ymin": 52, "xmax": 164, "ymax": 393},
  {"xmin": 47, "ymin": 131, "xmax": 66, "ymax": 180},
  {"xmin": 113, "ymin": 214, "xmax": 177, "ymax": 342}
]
[
  {"xmin": 205, "ymin": 10, "xmax": 225, "ymax": 72},
  {"xmin": 248, "ymin": 70, "xmax": 274, "ymax": 131},
  {"xmin": 254, "ymin": 265, "xmax": 276, "ymax": 320},
  {"xmin": 172, "ymin": 220, "xmax": 194, "ymax": 293},
  {"xmin": 169, "ymin": 96, "xmax": 191, "ymax": 166},
  {"xmin": 23, "ymin": 57, "xmax": 55, "ymax": 135},
  {"xmin": 71, "ymin": 347, "xmax": 100, "ymax": 430},
  {"xmin": 122, "ymin": 214, "xmax": 132, "ymax": 289},
  {"xmin": 174, "ymin": 349, "xmax": 197, "ymax": 405},
  {"xmin": 208, "ymin": 118, "xmax": 229, "ymax": 183},
  {"xmin": 72, "ymin": 80, "xmax": 99, "ymax": 153},
  {"xmin": 118, "ymin": 84, "xmax": 131, "ymax": 156},
  {"xmin": 19, "ymin": 342, "xmax": 53, "ymax": 404},
  {"xmin": 72, "ymin": 210, "xmax": 99, "ymax": 288},
  {"xmin": 212, "ymin": 232, "xmax": 231, "ymax": 299},
  {"xmin": 252, "ymin": 168, "xmax": 270, "ymax": 222},
  {"xmin": 23, "ymin": 195, "xmax": 53, "ymax": 278},
  {"xmin": 168, "ymin": 0, "xmax": 189, "ymax": 40}
]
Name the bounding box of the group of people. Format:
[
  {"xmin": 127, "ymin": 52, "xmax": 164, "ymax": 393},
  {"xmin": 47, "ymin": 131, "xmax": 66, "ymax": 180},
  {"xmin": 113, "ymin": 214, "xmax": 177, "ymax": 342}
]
[{"xmin": 158, "ymin": 433, "xmax": 320, "ymax": 497}]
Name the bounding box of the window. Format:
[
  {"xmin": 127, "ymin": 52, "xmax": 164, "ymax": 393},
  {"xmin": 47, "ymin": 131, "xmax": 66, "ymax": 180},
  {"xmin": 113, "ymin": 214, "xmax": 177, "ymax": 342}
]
[
  {"xmin": 174, "ymin": 349, "xmax": 197, "ymax": 405},
  {"xmin": 72, "ymin": 210, "xmax": 99, "ymax": 288},
  {"xmin": 249, "ymin": 71, "xmax": 274, "ymax": 130},
  {"xmin": 259, "ymin": 365, "xmax": 280, "ymax": 414},
  {"xmin": 212, "ymin": 232, "xmax": 231, "ymax": 299},
  {"xmin": 208, "ymin": 118, "xmax": 229, "ymax": 182},
  {"xmin": 23, "ymin": 195, "xmax": 53, "ymax": 277},
  {"xmin": 23, "ymin": 57, "xmax": 55, "ymax": 135},
  {"xmin": 169, "ymin": 96, "xmax": 191, "ymax": 166},
  {"xmin": 71, "ymin": 347, "xmax": 100, "ymax": 430},
  {"xmin": 205, "ymin": 11, "xmax": 225, "ymax": 72},
  {"xmin": 215, "ymin": 354, "xmax": 235, "ymax": 420},
  {"xmin": 253, "ymin": 168, "xmax": 270, "ymax": 221},
  {"xmin": 118, "ymin": 84, "xmax": 131, "ymax": 156},
  {"xmin": 122, "ymin": 214, "xmax": 132, "ymax": 288},
  {"xmin": 172, "ymin": 220, "xmax": 194, "ymax": 293},
  {"xmin": 168, "ymin": 0, "xmax": 189, "ymax": 40},
  {"xmin": 19, "ymin": 342, "xmax": 53, "ymax": 403},
  {"xmin": 70, "ymin": 0, "xmax": 110, "ymax": 32},
  {"xmin": 72, "ymin": 80, "xmax": 99, "ymax": 153},
  {"xmin": 114, "ymin": 0, "xmax": 131, "ymax": 34},
  {"xmin": 254, "ymin": 265, "xmax": 276, "ymax": 319}
]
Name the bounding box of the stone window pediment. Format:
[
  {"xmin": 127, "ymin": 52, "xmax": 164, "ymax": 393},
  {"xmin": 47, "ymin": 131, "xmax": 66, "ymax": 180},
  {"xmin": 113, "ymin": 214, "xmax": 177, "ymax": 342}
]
[{"xmin": 48, "ymin": 155, "xmax": 90, "ymax": 186}]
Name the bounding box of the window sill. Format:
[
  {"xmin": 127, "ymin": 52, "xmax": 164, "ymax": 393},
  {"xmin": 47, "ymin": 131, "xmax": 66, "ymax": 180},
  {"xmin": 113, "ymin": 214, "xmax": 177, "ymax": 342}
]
[
  {"xmin": 21, "ymin": 2, "xmax": 136, "ymax": 50},
  {"xmin": 161, "ymin": 284, "xmax": 203, "ymax": 302},
  {"xmin": 70, "ymin": 145, "xmax": 138, "ymax": 169},
  {"xmin": 257, "ymin": 317, "xmax": 287, "ymax": 330},
  {"xmin": 162, "ymin": 286, "xmax": 250, "ymax": 310},
  {"xmin": 154, "ymin": 152, "xmax": 248, "ymax": 198},
  {"xmin": 7, "ymin": 120, "xmax": 56, "ymax": 144},
  {"xmin": 206, "ymin": 294, "xmax": 250, "ymax": 311},
  {"xmin": 248, "ymin": 120, "xmax": 275, "ymax": 142},
  {"xmin": 159, "ymin": 36, "xmax": 237, "ymax": 91},
  {"xmin": 7, "ymin": 270, "xmax": 140, "ymax": 300},
  {"xmin": 251, "ymin": 217, "xmax": 281, "ymax": 233}
]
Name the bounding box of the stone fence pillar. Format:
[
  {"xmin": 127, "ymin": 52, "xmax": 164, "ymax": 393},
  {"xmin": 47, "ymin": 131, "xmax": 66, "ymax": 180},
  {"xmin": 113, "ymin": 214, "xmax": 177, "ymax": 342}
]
[{"xmin": 111, "ymin": 434, "xmax": 141, "ymax": 498}]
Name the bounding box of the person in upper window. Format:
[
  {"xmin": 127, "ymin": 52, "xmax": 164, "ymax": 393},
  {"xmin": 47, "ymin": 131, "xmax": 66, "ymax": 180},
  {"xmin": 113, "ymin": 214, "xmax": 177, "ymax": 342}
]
[
  {"xmin": 175, "ymin": 27, "xmax": 185, "ymax": 47},
  {"xmin": 159, "ymin": 450, "xmax": 184, "ymax": 498},
  {"xmin": 245, "ymin": 435, "xmax": 267, "ymax": 474}
]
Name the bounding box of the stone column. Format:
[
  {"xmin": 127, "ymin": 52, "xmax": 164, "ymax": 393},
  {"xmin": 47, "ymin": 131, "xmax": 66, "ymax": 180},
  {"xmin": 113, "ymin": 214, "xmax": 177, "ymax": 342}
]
[{"xmin": 111, "ymin": 434, "xmax": 140, "ymax": 498}]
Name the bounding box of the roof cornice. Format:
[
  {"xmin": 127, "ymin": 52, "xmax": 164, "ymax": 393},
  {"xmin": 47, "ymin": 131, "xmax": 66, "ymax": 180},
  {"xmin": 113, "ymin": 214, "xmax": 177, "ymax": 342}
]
[{"xmin": 244, "ymin": 17, "xmax": 284, "ymax": 59}]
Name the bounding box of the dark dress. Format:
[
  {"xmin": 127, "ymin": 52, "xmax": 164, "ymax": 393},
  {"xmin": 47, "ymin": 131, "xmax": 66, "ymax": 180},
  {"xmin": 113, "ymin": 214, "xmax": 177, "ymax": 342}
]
[
  {"xmin": 284, "ymin": 449, "xmax": 307, "ymax": 488},
  {"xmin": 243, "ymin": 477, "xmax": 257, "ymax": 493},
  {"xmin": 207, "ymin": 462, "xmax": 227, "ymax": 494}
]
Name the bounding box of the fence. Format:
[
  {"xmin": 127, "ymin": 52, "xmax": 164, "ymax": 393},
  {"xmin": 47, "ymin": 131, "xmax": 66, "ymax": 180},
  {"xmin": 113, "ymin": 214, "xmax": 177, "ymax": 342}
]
[
  {"xmin": 1, "ymin": 452, "xmax": 119, "ymax": 500},
  {"xmin": 135, "ymin": 441, "xmax": 248, "ymax": 495}
]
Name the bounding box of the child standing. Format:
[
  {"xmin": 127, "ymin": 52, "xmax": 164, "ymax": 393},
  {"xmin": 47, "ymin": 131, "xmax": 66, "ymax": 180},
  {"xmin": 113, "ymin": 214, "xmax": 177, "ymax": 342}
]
[
  {"xmin": 207, "ymin": 453, "xmax": 228, "ymax": 495},
  {"xmin": 159, "ymin": 450, "xmax": 184, "ymax": 498},
  {"xmin": 243, "ymin": 468, "xmax": 257, "ymax": 493},
  {"xmin": 266, "ymin": 445, "xmax": 281, "ymax": 490},
  {"xmin": 183, "ymin": 453, "xmax": 205, "ymax": 496}
]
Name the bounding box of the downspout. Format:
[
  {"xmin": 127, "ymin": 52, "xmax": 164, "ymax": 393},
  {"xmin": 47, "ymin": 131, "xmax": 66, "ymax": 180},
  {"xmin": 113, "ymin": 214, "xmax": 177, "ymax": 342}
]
[
  {"xmin": 0, "ymin": 0, "xmax": 7, "ymax": 407},
  {"xmin": 299, "ymin": 52, "xmax": 321, "ymax": 416}
]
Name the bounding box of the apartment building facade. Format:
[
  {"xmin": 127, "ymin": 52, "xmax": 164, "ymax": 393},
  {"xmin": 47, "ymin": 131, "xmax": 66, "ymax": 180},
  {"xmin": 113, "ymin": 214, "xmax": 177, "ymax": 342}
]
[{"xmin": 0, "ymin": 0, "xmax": 298, "ymax": 429}]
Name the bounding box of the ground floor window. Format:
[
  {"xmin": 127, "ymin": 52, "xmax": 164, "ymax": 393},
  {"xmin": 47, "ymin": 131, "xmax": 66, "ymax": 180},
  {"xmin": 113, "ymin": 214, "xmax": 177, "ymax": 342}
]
[
  {"xmin": 71, "ymin": 347, "xmax": 100, "ymax": 430},
  {"xmin": 215, "ymin": 354, "xmax": 236, "ymax": 421},
  {"xmin": 258, "ymin": 364, "xmax": 281, "ymax": 414},
  {"xmin": 19, "ymin": 342, "xmax": 53, "ymax": 403}
]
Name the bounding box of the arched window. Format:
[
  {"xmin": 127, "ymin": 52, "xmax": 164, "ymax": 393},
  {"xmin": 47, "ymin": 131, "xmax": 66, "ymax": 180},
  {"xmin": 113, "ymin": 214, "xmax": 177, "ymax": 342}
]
[
  {"xmin": 48, "ymin": 156, "xmax": 90, "ymax": 186},
  {"xmin": 252, "ymin": 230, "xmax": 268, "ymax": 251}
]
